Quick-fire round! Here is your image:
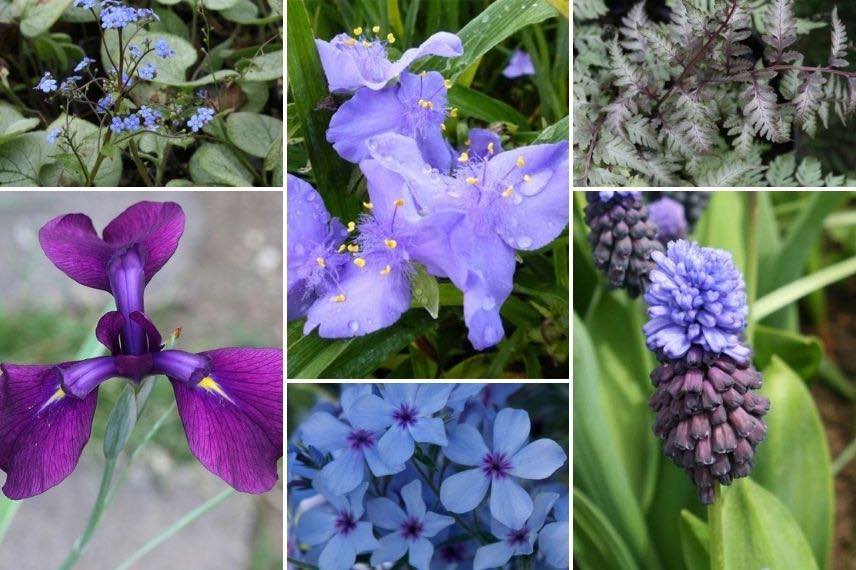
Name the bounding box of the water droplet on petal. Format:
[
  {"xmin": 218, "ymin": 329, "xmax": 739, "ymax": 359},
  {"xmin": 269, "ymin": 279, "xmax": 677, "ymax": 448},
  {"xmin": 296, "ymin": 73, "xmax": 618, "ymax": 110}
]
[
  {"xmin": 517, "ymin": 236, "xmax": 533, "ymax": 248},
  {"xmin": 349, "ymin": 320, "xmax": 360, "ymax": 333},
  {"xmin": 481, "ymin": 296, "xmax": 496, "ymax": 311}
]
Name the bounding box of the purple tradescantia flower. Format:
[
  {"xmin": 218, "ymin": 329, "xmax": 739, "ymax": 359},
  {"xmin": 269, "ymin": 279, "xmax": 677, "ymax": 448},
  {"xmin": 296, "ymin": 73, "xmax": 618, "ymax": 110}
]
[
  {"xmin": 538, "ymin": 494, "xmax": 569, "ymax": 568},
  {"xmin": 439, "ymin": 408, "xmax": 566, "ymax": 529},
  {"xmin": 643, "ymin": 240, "xmax": 750, "ymax": 362},
  {"xmin": 647, "ymin": 196, "xmax": 688, "ymax": 244},
  {"xmin": 361, "ymin": 132, "xmax": 569, "ymax": 349},
  {"xmin": 296, "ymin": 483, "xmax": 379, "ymax": 570},
  {"xmin": 465, "ymin": 129, "xmax": 503, "ymax": 162},
  {"xmin": 327, "ymin": 71, "xmax": 454, "ymax": 170},
  {"xmin": 287, "ymin": 174, "xmax": 349, "ymax": 321},
  {"xmin": 502, "ymin": 49, "xmax": 535, "ymax": 79},
  {"xmin": 472, "ymin": 492, "xmax": 558, "ymax": 570},
  {"xmin": 347, "ymin": 384, "xmax": 453, "ymax": 466},
  {"xmin": 316, "ymin": 30, "xmax": 462, "ymax": 93},
  {"xmin": 368, "ymin": 479, "xmax": 454, "ymax": 570}
]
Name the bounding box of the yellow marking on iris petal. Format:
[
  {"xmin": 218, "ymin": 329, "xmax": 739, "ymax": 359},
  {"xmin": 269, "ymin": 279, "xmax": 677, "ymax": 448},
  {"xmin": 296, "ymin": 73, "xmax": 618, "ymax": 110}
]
[
  {"xmin": 45, "ymin": 386, "xmax": 66, "ymax": 407},
  {"xmin": 465, "ymin": 176, "xmax": 478, "ymax": 185},
  {"xmin": 338, "ymin": 244, "xmax": 347, "ymax": 253},
  {"xmin": 354, "ymin": 257, "xmax": 366, "ymax": 267},
  {"xmin": 372, "ymin": 25, "xmax": 381, "ymax": 33},
  {"xmin": 393, "ymin": 198, "xmax": 405, "ymax": 207},
  {"xmin": 315, "ymin": 256, "xmax": 326, "ymax": 268},
  {"xmin": 347, "ymin": 244, "xmax": 360, "ymax": 253},
  {"xmin": 380, "ymin": 264, "xmax": 392, "ymax": 276},
  {"xmin": 458, "ymin": 152, "xmax": 469, "ymax": 163},
  {"xmin": 523, "ymin": 174, "xmax": 532, "ymax": 183},
  {"xmin": 363, "ymin": 201, "xmax": 373, "ymax": 209},
  {"xmin": 344, "ymin": 37, "xmax": 357, "ymax": 47},
  {"xmin": 198, "ymin": 376, "xmax": 232, "ymax": 402},
  {"xmin": 450, "ymin": 107, "xmax": 458, "ymax": 118},
  {"xmin": 332, "ymin": 294, "xmax": 347, "ymax": 303},
  {"xmin": 502, "ymin": 185, "xmax": 514, "ymax": 198},
  {"xmin": 487, "ymin": 142, "xmax": 495, "ymax": 154},
  {"xmin": 384, "ymin": 239, "xmax": 398, "ymax": 249},
  {"xmin": 353, "ymin": 27, "xmax": 363, "ymax": 36},
  {"xmin": 387, "ymin": 33, "xmax": 396, "ymax": 43},
  {"xmin": 516, "ymin": 155, "xmax": 525, "ymax": 167},
  {"xmin": 347, "ymin": 221, "xmax": 356, "ymax": 232},
  {"xmin": 444, "ymin": 79, "xmax": 452, "ymax": 89}
]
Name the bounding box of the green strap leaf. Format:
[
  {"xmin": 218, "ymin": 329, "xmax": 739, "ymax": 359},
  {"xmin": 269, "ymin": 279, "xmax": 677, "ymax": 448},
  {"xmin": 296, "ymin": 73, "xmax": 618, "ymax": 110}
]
[
  {"xmin": 679, "ymin": 510, "xmax": 710, "ymax": 570},
  {"xmin": 573, "ymin": 488, "xmax": 640, "ymax": 570},
  {"xmin": 447, "ymin": 85, "xmax": 529, "ymax": 128}
]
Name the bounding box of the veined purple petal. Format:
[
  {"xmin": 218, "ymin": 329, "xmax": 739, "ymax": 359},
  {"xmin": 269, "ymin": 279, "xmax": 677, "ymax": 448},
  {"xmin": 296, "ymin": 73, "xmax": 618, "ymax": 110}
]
[
  {"xmin": 152, "ymin": 350, "xmax": 211, "ymax": 384},
  {"xmin": 39, "ymin": 213, "xmax": 114, "ymax": 291},
  {"xmin": 0, "ymin": 364, "xmax": 97, "ymax": 499},
  {"xmin": 58, "ymin": 356, "xmax": 119, "ymax": 399},
  {"xmin": 96, "ymin": 310, "xmax": 125, "ymax": 354},
  {"xmin": 169, "ymin": 347, "xmax": 282, "ymax": 493}
]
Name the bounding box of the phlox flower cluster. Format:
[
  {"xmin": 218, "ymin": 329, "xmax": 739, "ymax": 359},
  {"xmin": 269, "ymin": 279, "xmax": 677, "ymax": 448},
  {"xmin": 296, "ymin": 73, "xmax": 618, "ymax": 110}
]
[
  {"xmin": 288, "ymin": 383, "xmax": 569, "ymax": 569},
  {"xmin": 287, "ymin": 28, "xmax": 569, "ymax": 350}
]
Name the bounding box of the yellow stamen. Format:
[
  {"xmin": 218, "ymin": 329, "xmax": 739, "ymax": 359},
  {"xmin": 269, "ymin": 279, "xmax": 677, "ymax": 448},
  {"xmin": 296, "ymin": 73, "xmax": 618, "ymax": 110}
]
[
  {"xmin": 372, "ymin": 25, "xmax": 380, "ymax": 33},
  {"xmin": 465, "ymin": 176, "xmax": 478, "ymax": 185},
  {"xmin": 516, "ymin": 155, "xmax": 525, "ymax": 168},
  {"xmin": 363, "ymin": 201, "xmax": 373, "ymax": 209},
  {"xmin": 488, "ymin": 142, "xmax": 495, "ymax": 154},
  {"xmin": 387, "ymin": 33, "xmax": 396, "ymax": 43},
  {"xmin": 354, "ymin": 257, "xmax": 366, "ymax": 267},
  {"xmin": 393, "ymin": 198, "xmax": 405, "ymax": 207},
  {"xmin": 353, "ymin": 26, "xmax": 363, "ymax": 35},
  {"xmin": 198, "ymin": 376, "xmax": 233, "ymax": 402},
  {"xmin": 444, "ymin": 79, "xmax": 452, "ymax": 89},
  {"xmin": 347, "ymin": 244, "xmax": 360, "ymax": 253},
  {"xmin": 450, "ymin": 107, "xmax": 458, "ymax": 118},
  {"xmin": 315, "ymin": 256, "xmax": 326, "ymax": 268},
  {"xmin": 420, "ymin": 70, "xmax": 427, "ymax": 77},
  {"xmin": 380, "ymin": 264, "xmax": 392, "ymax": 276},
  {"xmin": 440, "ymin": 124, "xmax": 446, "ymax": 131},
  {"xmin": 523, "ymin": 174, "xmax": 532, "ymax": 182},
  {"xmin": 344, "ymin": 37, "xmax": 357, "ymax": 47},
  {"xmin": 384, "ymin": 239, "xmax": 398, "ymax": 249},
  {"xmin": 347, "ymin": 221, "xmax": 356, "ymax": 232},
  {"xmin": 502, "ymin": 185, "xmax": 514, "ymax": 197},
  {"xmin": 458, "ymin": 152, "xmax": 469, "ymax": 163},
  {"xmin": 332, "ymin": 294, "xmax": 347, "ymax": 303},
  {"xmin": 337, "ymin": 244, "xmax": 347, "ymax": 253}
]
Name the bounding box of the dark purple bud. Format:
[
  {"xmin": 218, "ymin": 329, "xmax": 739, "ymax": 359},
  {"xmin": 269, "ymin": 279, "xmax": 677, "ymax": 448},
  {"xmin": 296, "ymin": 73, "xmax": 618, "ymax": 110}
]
[{"xmin": 712, "ymin": 423, "xmax": 737, "ymax": 453}]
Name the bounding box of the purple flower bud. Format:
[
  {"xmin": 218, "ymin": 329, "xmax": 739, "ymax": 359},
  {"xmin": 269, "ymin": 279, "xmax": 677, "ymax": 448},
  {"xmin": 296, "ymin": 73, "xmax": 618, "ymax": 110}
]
[
  {"xmin": 74, "ymin": 56, "xmax": 95, "ymax": 72},
  {"xmin": 502, "ymin": 49, "xmax": 535, "ymax": 79}
]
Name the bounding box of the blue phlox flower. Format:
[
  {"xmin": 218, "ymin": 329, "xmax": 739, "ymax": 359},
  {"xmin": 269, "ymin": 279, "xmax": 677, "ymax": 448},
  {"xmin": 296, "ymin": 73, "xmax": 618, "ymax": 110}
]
[
  {"xmin": 154, "ymin": 39, "xmax": 175, "ymax": 58},
  {"xmin": 187, "ymin": 106, "xmax": 215, "ymax": 132},
  {"xmin": 128, "ymin": 44, "xmax": 142, "ymax": 58},
  {"xmin": 316, "ymin": 29, "xmax": 462, "ymax": 93},
  {"xmin": 137, "ymin": 62, "xmax": 157, "ymax": 80},
  {"xmin": 472, "ymin": 492, "xmax": 558, "ymax": 570},
  {"xmin": 537, "ymin": 494, "xmax": 569, "ymax": 568},
  {"xmin": 361, "ymin": 132, "xmax": 569, "ymax": 349},
  {"xmin": 286, "ymin": 174, "xmax": 349, "ymax": 321},
  {"xmin": 439, "ymin": 408, "xmax": 566, "ymax": 529},
  {"xmin": 73, "ymin": 0, "xmax": 96, "ymax": 9},
  {"xmin": 446, "ymin": 384, "xmax": 487, "ymax": 417},
  {"xmin": 295, "ymin": 482, "xmax": 380, "ymax": 570},
  {"xmin": 430, "ymin": 525, "xmax": 477, "ymax": 570},
  {"xmin": 458, "ymin": 384, "xmax": 523, "ymax": 428},
  {"xmin": 643, "ymin": 239, "xmax": 750, "ymax": 362},
  {"xmin": 35, "ymin": 72, "xmax": 57, "ymax": 93},
  {"xmin": 345, "ymin": 384, "xmax": 453, "ymax": 466},
  {"xmin": 327, "ymin": 70, "xmax": 455, "ymax": 170},
  {"xmin": 502, "ymin": 49, "xmax": 535, "ymax": 79},
  {"xmin": 74, "ymin": 56, "xmax": 96, "ymax": 72},
  {"xmin": 110, "ymin": 116, "xmax": 125, "ymax": 133},
  {"xmin": 368, "ymin": 479, "xmax": 454, "ymax": 570},
  {"xmin": 46, "ymin": 128, "xmax": 63, "ymax": 144}
]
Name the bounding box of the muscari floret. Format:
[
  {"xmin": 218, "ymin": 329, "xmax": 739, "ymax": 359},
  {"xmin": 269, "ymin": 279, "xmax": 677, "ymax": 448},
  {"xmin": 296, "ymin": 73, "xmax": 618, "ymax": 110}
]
[
  {"xmin": 584, "ymin": 191, "xmax": 663, "ymax": 298},
  {"xmin": 647, "ymin": 195, "xmax": 688, "ymax": 244},
  {"xmin": 644, "ymin": 239, "xmax": 768, "ymax": 504},
  {"xmin": 646, "ymin": 191, "xmax": 711, "ymax": 231}
]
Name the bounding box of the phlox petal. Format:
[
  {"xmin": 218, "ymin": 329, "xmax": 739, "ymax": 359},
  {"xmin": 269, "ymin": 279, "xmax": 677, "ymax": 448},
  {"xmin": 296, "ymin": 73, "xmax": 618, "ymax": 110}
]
[
  {"xmin": 440, "ymin": 468, "xmax": 489, "ymax": 513},
  {"xmin": 367, "ymin": 497, "xmax": 407, "ymax": 530},
  {"xmin": 349, "ymin": 521, "xmax": 380, "ymax": 553},
  {"xmin": 378, "ymin": 424, "xmax": 415, "ymax": 466},
  {"xmin": 299, "ymin": 412, "xmax": 350, "ymax": 452},
  {"xmin": 409, "ymin": 537, "xmax": 435, "ymax": 570},
  {"xmin": 473, "ymin": 541, "xmax": 514, "ymax": 570},
  {"xmin": 421, "ymin": 512, "xmax": 454, "ymax": 538},
  {"xmin": 317, "ymin": 448, "xmax": 364, "ymax": 496},
  {"xmin": 539, "ymin": 521, "xmax": 570, "ymax": 568},
  {"xmin": 296, "ymin": 508, "xmax": 336, "ymax": 545},
  {"xmin": 400, "ymin": 479, "xmax": 426, "ymax": 519},
  {"xmin": 490, "ymin": 477, "xmax": 532, "ymax": 530},
  {"xmin": 409, "ymin": 417, "xmax": 447, "ymax": 446},
  {"xmin": 370, "ymin": 532, "xmax": 409, "ymax": 567},
  {"xmin": 444, "ymin": 424, "xmax": 489, "ymax": 466},
  {"xmin": 528, "ymin": 492, "xmax": 560, "ymax": 532},
  {"xmin": 509, "ymin": 439, "xmax": 567, "ymax": 480},
  {"xmin": 363, "ymin": 445, "xmax": 405, "ymax": 477},
  {"xmin": 414, "ymin": 383, "xmax": 454, "ymax": 414},
  {"xmin": 318, "ymin": 533, "xmax": 357, "ymax": 570},
  {"xmin": 346, "ymin": 394, "xmax": 395, "ymax": 431},
  {"xmin": 493, "ymin": 408, "xmax": 531, "ymax": 455}
]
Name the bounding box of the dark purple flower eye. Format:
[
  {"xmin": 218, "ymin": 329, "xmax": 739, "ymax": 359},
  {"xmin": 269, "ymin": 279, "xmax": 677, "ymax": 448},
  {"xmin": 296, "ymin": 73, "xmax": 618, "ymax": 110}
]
[
  {"xmin": 347, "ymin": 428, "xmax": 375, "ymax": 450},
  {"xmin": 392, "ymin": 404, "xmax": 419, "ymax": 427},
  {"xmin": 506, "ymin": 527, "xmax": 529, "ymax": 546},
  {"xmin": 334, "ymin": 511, "xmax": 357, "ymax": 536},
  {"xmin": 399, "ymin": 517, "xmax": 424, "ymax": 540},
  {"xmin": 480, "ymin": 451, "xmax": 513, "ymax": 479}
]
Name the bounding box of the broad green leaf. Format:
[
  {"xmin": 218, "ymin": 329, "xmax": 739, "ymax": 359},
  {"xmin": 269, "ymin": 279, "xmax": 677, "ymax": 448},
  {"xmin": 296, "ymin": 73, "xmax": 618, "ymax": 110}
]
[
  {"xmin": 241, "ymin": 50, "xmax": 283, "ymax": 81},
  {"xmin": 220, "ymin": 0, "xmax": 259, "ymax": 23},
  {"xmin": 447, "ymin": 85, "xmax": 529, "ymax": 128},
  {"xmin": 752, "ymin": 324, "xmax": 822, "ymax": 379},
  {"xmin": 101, "ymin": 26, "xmax": 197, "ymax": 86},
  {"xmin": 19, "ymin": 0, "xmax": 72, "ymax": 37},
  {"xmin": 188, "ymin": 143, "xmax": 254, "ymax": 186},
  {"xmin": 239, "ymin": 80, "xmax": 271, "ymax": 113},
  {"xmin": 574, "ymin": 488, "xmax": 639, "ymax": 570},
  {"xmin": 226, "ymin": 112, "xmax": 282, "ymax": 158},
  {"xmin": 679, "ymin": 510, "xmax": 709, "ymax": 570},
  {"xmin": 717, "ymin": 479, "xmax": 819, "ymax": 570},
  {"xmin": 753, "ymin": 357, "xmax": 833, "ymax": 568},
  {"xmin": 202, "ymin": 0, "xmax": 239, "ymax": 10},
  {"xmin": 647, "ymin": 462, "xmax": 704, "ymax": 570},
  {"xmin": 0, "ymin": 102, "xmax": 39, "ymax": 144},
  {"xmin": 409, "ymin": 264, "xmax": 440, "ymax": 319},
  {"xmin": 0, "ymin": 131, "xmax": 50, "ymax": 186},
  {"xmin": 695, "ymin": 192, "xmax": 746, "ymax": 275},
  {"xmin": 265, "ymin": 135, "xmax": 283, "ymax": 186},
  {"xmin": 534, "ymin": 115, "xmax": 569, "ymax": 143},
  {"xmin": 45, "ymin": 115, "xmax": 122, "ymax": 186}
]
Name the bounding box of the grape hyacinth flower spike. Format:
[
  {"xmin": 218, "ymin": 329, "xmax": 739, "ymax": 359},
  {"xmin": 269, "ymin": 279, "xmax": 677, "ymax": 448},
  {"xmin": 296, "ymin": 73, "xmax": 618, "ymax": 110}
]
[
  {"xmin": 0, "ymin": 202, "xmax": 283, "ymax": 499},
  {"xmin": 647, "ymin": 196, "xmax": 688, "ymax": 244},
  {"xmin": 502, "ymin": 49, "xmax": 536, "ymax": 79},
  {"xmin": 647, "ymin": 191, "xmax": 711, "ymax": 231},
  {"xmin": 472, "ymin": 492, "xmax": 558, "ymax": 570},
  {"xmin": 644, "ymin": 240, "xmax": 769, "ymax": 504},
  {"xmin": 584, "ymin": 191, "xmax": 663, "ymax": 298}
]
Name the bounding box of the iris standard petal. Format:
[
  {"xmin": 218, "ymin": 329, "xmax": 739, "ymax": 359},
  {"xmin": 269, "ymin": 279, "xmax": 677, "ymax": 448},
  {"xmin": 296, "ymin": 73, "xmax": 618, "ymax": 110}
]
[
  {"xmin": 346, "ymin": 393, "xmax": 395, "ymax": 431},
  {"xmin": 378, "ymin": 424, "xmax": 415, "ymax": 466},
  {"xmin": 439, "ymin": 468, "xmax": 489, "ymax": 513},
  {"xmin": 408, "ymin": 536, "xmax": 435, "ymax": 570},
  {"xmin": 317, "ymin": 448, "xmax": 365, "ymax": 496},
  {"xmin": 370, "ymin": 532, "xmax": 409, "ymax": 567},
  {"xmin": 0, "ymin": 364, "xmax": 98, "ymax": 499},
  {"xmin": 409, "ymin": 417, "xmax": 447, "ymax": 446},
  {"xmin": 298, "ymin": 412, "xmax": 350, "ymax": 453},
  {"xmin": 421, "ymin": 512, "xmax": 454, "ymax": 538},
  {"xmin": 414, "ymin": 383, "xmax": 454, "ymax": 415},
  {"xmin": 38, "ymin": 212, "xmax": 114, "ymax": 291},
  {"xmin": 539, "ymin": 521, "xmax": 570, "ymax": 568},
  {"xmin": 509, "ymin": 439, "xmax": 567, "ymax": 480},
  {"xmin": 170, "ymin": 348, "xmax": 282, "ymax": 493},
  {"xmin": 443, "ymin": 424, "xmax": 489, "ymax": 466},
  {"xmin": 489, "ymin": 477, "xmax": 533, "ymax": 530},
  {"xmin": 400, "ymin": 479, "xmax": 426, "ymax": 519},
  {"xmin": 493, "ymin": 408, "xmax": 531, "ymax": 455},
  {"xmin": 327, "ymin": 85, "xmax": 405, "ymax": 163},
  {"xmin": 318, "ymin": 532, "xmax": 357, "ymax": 570},
  {"xmin": 473, "ymin": 541, "xmax": 514, "ymax": 570},
  {"xmin": 367, "ymin": 497, "xmax": 407, "ymax": 530},
  {"xmin": 296, "ymin": 508, "xmax": 336, "ymax": 545}
]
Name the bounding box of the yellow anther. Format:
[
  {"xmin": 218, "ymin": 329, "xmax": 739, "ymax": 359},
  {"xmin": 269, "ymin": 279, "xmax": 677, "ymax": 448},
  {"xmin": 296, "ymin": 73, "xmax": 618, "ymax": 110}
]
[
  {"xmin": 347, "ymin": 244, "xmax": 360, "ymax": 253},
  {"xmin": 418, "ymin": 99, "xmax": 427, "ymax": 108},
  {"xmin": 523, "ymin": 174, "xmax": 532, "ymax": 182},
  {"xmin": 502, "ymin": 185, "xmax": 514, "ymax": 197},
  {"xmin": 440, "ymin": 124, "xmax": 446, "ymax": 131},
  {"xmin": 387, "ymin": 33, "xmax": 396, "ymax": 43},
  {"xmin": 458, "ymin": 152, "xmax": 469, "ymax": 163},
  {"xmin": 379, "ymin": 264, "xmax": 392, "ymax": 276},
  {"xmin": 450, "ymin": 107, "xmax": 458, "ymax": 118},
  {"xmin": 363, "ymin": 201, "xmax": 373, "ymax": 209},
  {"xmin": 393, "ymin": 198, "xmax": 405, "ymax": 207},
  {"xmin": 372, "ymin": 25, "xmax": 381, "ymax": 33},
  {"xmin": 466, "ymin": 176, "xmax": 478, "ymax": 185},
  {"xmin": 316, "ymin": 256, "xmax": 326, "ymax": 268},
  {"xmin": 347, "ymin": 221, "xmax": 356, "ymax": 232},
  {"xmin": 362, "ymin": 40, "xmax": 370, "ymax": 47},
  {"xmin": 516, "ymin": 155, "xmax": 525, "ymax": 167},
  {"xmin": 353, "ymin": 27, "xmax": 363, "ymax": 35},
  {"xmin": 444, "ymin": 79, "xmax": 452, "ymax": 89},
  {"xmin": 354, "ymin": 257, "xmax": 366, "ymax": 267},
  {"xmin": 344, "ymin": 37, "xmax": 357, "ymax": 47},
  {"xmin": 420, "ymin": 70, "xmax": 427, "ymax": 77},
  {"xmin": 332, "ymin": 294, "xmax": 347, "ymax": 303},
  {"xmin": 488, "ymin": 142, "xmax": 495, "ymax": 154},
  {"xmin": 338, "ymin": 244, "xmax": 347, "ymax": 253},
  {"xmin": 384, "ymin": 239, "xmax": 398, "ymax": 249}
]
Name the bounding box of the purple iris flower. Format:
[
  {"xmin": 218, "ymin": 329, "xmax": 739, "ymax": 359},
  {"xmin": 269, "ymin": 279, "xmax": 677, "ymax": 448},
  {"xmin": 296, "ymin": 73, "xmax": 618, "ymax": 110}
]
[
  {"xmin": 439, "ymin": 408, "xmax": 566, "ymax": 529},
  {"xmin": 327, "ymin": 71, "xmax": 455, "ymax": 171},
  {"xmin": 502, "ymin": 49, "xmax": 535, "ymax": 79},
  {"xmin": 287, "ymin": 174, "xmax": 349, "ymax": 321},
  {"xmin": 346, "ymin": 384, "xmax": 453, "ymax": 466},
  {"xmin": 361, "ymin": 132, "xmax": 569, "ymax": 349},
  {"xmin": 301, "ymin": 161, "xmax": 464, "ymax": 339},
  {"xmin": 538, "ymin": 494, "xmax": 569, "ymax": 568},
  {"xmin": 472, "ymin": 492, "xmax": 558, "ymax": 570},
  {"xmin": 367, "ymin": 479, "xmax": 454, "ymax": 570},
  {"xmin": 316, "ymin": 30, "xmax": 462, "ymax": 93},
  {"xmin": 296, "ymin": 482, "xmax": 380, "ymax": 570},
  {"xmin": 0, "ymin": 202, "xmax": 283, "ymax": 499}
]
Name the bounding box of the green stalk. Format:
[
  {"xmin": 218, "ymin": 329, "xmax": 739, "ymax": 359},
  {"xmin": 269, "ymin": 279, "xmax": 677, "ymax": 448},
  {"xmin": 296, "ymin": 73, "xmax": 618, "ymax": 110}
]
[
  {"xmin": 129, "ymin": 139, "xmax": 155, "ymax": 186},
  {"xmin": 708, "ymin": 483, "xmax": 725, "ymax": 570},
  {"xmin": 832, "ymin": 437, "xmax": 856, "ymax": 476},
  {"xmin": 745, "ymin": 192, "xmax": 759, "ymax": 345}
]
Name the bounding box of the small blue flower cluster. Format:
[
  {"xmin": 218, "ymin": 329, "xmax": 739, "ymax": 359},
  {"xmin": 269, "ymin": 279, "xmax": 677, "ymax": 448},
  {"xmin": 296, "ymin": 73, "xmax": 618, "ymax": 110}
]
[
  {"xmin": 288, "ymin": 384, "xmax": 569, "ymax": 570},
  {"xmin": 35, "ymin": 72, "xmax": 57, "ymax": 93},
  {"xmin": 46, "ymin": 127, "xmax": 63, "ymax": 144},
  {"xmin": 186, "ymin": 106, "xmax": 215, "ymax": 132},
  {"xmin": 109, "ymin": 106, "xmax": 162, "ymax": 133}
]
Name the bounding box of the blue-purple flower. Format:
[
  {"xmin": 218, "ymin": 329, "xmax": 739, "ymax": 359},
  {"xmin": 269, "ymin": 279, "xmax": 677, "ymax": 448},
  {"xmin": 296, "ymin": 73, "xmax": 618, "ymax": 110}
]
[
  {"xmin": 96, "ymin": 94, "xmax": 114, "ymax": 113},
  {"xmin": 643, "ymin": 240, "xmax": 750, "ymax": 362},
  {"xmin": 73, "ymin": 0, "xmax": 96, "ymax": 9},
  {"xmin": 137, "ymin": 62, "xmax": 157, "ymax": 81},
  {"xmin": 368, "ymin": 479, "xmax": 454, "ymax": 570},
  {"xmin": 100, "ymin": 2, "xmax": 158, "ymax": 29},
  {"xmin": 128, "ymin": 44, "xmax": 142, "ymax": 59},
  {"xmin": 35, "ymin": 72, "xmax": 57, "ymax": 93},
  {"xmin": 74, "ymin": 56, "xmax": 95, "ymax": 73},
  {"xmin": 648, "ymin": 196, "xmax": 688, "ymax": 243},
  {"xmin": 155, "ymin": 39, "xmax": 175, "ymax": 59},
  {"xmin": 316, "ymin": 30, "xmax": 462, "ymax": 93},
  {"xmin": 538, "ymin": 494, "xmax": 569, "ymax": 568},
  {"xmin": 46, "ymin": 128, "xmax": 63, "ymax": 144},
  {"xmin": 439, "ymin": 408, "xmax": 566, "ymax": 529},
  {"xmin": 502, "ymin": 49, "xmax": 535, "ymax": 79},
  {"xmin": 187, "ymin": 106, "xmax": 215, "ymax": 132},
  {"xmin": 473, "ymin": 492, "xmax": 558, "ymax": 570}
]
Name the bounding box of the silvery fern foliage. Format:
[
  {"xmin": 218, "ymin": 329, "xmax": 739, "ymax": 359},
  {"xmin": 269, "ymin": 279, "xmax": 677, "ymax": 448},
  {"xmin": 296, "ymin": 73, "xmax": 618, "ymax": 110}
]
[{"xmin": 574, "ymin": 0, "xmax": 856, "ymax": 186}]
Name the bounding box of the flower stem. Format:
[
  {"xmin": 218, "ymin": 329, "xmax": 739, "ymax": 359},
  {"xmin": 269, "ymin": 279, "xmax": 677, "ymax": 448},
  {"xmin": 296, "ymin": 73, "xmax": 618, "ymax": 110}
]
[
  {"xmin": 832, "ymin": 436, "xmax": 856, "ymax": 476},
  {"xmin": 745, "ymin": 192, "xmax": 759, "ymax": 345},
  {"xmin": 708, "ymin": 482, "xmax": 726, "ymax": 570},
  {"xmin": 129, "ymin": 139, "xmax": 155, "ymax": 186},
  {"xmin": 57, "ymin": 457, "xmax": 117, "ymax": 570}
]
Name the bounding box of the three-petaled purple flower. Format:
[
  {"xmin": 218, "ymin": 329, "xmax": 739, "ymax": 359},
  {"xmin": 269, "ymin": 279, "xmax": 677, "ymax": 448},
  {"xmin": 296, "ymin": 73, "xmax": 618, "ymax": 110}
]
[
  {"xmin": 367, "ymin": 479, "xmax": 454, "ymax": 570},
  {"xmin": 0, "ymin": 202, "xmax": 283, "ymax": 499},
  {"xmin": 472, "ymin": 492, "xmax": 558, "ymax": 570},
  {"xmin": 439, "ymin": 408, "xmax": 566, "ymax": 529},
  {"xmin": 502, "ymin": 49, "xmax": 536, "ymax": 79}
]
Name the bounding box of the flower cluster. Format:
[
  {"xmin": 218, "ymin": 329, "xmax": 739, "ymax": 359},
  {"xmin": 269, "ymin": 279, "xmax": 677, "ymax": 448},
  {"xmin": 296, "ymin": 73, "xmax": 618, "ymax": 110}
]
[
  {"xmin": 646, "ymin": 191, "xmax": 711, "ymax": 231},
  {"xmin": 0, "ymin": 202, "xmax": 283, "ymax": 499},
  {"xmin": 643, "ymin": 240, "xmax": 768, "ymax": 503},
  {"xmin": 287, "ymin": 29, "xmax": 569, "ymax": 350},
  {"xmin": 187, "ymin": 106, "xmax": 215, "ymax": 133},
  {"xmin": 288, "ymin": 384, "xmax": 569, "ymax": 569}
]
